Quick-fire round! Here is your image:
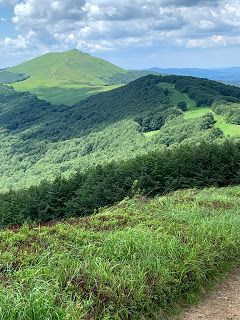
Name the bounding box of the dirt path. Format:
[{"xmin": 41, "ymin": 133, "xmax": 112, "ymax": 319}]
[{"xmin": 179, "ymin": 268, "xmax": 240, "ymax": 320}]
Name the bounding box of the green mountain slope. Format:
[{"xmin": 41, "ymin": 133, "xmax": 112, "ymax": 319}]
[
  {"xmin": 0, "ymin": 74, "xmax": 239, "ymax": 191},
  {"xmin": 8, "ymin": 49, "xmax": 125, "ymax": 105},
  {"xmin": 1, "ymin": 186, "xmax": 240, "ymax": 319}
]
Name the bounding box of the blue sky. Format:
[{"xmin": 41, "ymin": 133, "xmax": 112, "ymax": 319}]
[
  {"xmin": 0, "ymin": 4, "xmax": 17, "ymax": 41},
  {"xmin": 1, "ymin": 0, "xmax": 240, "ymax": 69}
]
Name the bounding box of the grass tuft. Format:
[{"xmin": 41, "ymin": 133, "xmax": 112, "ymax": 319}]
[{"xmin": 0, "ymin": 186, "xmax": 240, "ymax": 319}]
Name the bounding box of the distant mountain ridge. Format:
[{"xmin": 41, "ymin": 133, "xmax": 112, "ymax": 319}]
[{"xmin": 149, "ymin": 67, "xmax": 240, "ymax": 85}]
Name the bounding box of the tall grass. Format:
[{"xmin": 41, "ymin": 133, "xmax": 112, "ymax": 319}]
[{"xmin": 0, "ymin": 186, "xmax": 240, "ymax": 319}]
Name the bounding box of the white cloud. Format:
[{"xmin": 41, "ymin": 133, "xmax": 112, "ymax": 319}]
[
  {"xmin": 2, "ymin": 0, "xmax": 240, "ymax": 54},
  {"xmin": 186, "ymin": 35, "xmax": 240, "ymax": 48}
]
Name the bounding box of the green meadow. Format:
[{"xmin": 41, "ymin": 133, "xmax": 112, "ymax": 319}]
[{"xmin": 159, "ymin": 82, "xmax": 240, "ymax": 137}]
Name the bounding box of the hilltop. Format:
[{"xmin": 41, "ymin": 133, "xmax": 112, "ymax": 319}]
[{"xmin": 6, "ymin": 49, "xmax": 125, "ymax": 104}]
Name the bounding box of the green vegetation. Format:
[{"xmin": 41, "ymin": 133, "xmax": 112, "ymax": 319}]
[
  {"xmin": 213, "ymin": 100, "xmax": 240, "ymax": 124},
  {"xmin": 159, "ymin": 81, "xmax": 240, "ymax": 137},
  {"xmin": 0, "ymin": 70, "xmax": 28, "ymax": 84},
  {"xmin": 163, "ymin": 75, "xmax": 240, "ymax": 106},
  {"xmin": 184, "ymin": 109, "xmax": 240, "ymax": 137},
  {"xmin": 5, "ymin": 50, "xmax": 157, "ymax": 105},
  {"xmin": 151, "ymin": 114, "xmax": 222, "ymax": 145},
  {"xmin": 0, "ymin": 140, "xmax": 239, "ymax": 227},
  {"xmin": 214, "ymin": 115, "xmax": 240, "ymax": 137},
  {"xmin": 0, "ymin": 76, "xmax": 174, "ymax": 190},
  {"xmin": 178, "ymin": 101, "xmax": 187, "ymax": 111},
  {"xmin": 159, "ymin": 82, "xmax": 196, "ymax": 108},
  {"xmin": 0, "ymin": 64, "xmax": 240, "ymax": 319},
  {"xmin": 0, "ymin": 186, "xmax": 240, "ymax": 319},
  {"xmin": 0, "ymin": 74, "xmax": 240, "ymax": 191},
  {"xmin": 108, "ymin": 69, "xmax": 158, "ymax": 84},
  {"xmin": 8, "ymin": 49, "xmax": 126, "ymax": 105},
  {"xmin": 184, "ymin": 107, "xmax": 212, "ymax": 119}
]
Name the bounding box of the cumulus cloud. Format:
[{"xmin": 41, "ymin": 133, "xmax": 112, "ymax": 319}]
[
  {"xmin": 1, "ymin": 30, "xmax": 36, "ymax": 49},
  {"xmin": 2, "ymin": 0, "xmax": 240, "ymax": 53}
]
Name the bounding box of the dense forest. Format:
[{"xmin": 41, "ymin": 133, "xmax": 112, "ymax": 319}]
[
  {"xmin": 0, "ymin": 140, "xmax": 239, "ymax": 227},
  {"xmin": 0, "ymin": 74, "xmax": 239, "ymax": 191}
]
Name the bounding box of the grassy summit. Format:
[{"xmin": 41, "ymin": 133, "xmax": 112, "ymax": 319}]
[{"xmin": 8, "ymin": 49, "xmax": 125, "ymax": 105}]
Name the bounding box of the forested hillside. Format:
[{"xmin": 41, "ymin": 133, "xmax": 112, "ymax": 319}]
[
  {"xmin": 0, "ymin": 140, "xmax": 239, "ymax": 227},
  {"xmin": 0, "ymin": 74, "xmax": 239, "ymax": 191},
  {"xmin": 0, "ymin": 59, "xmax": 240, "ymax": 320}
]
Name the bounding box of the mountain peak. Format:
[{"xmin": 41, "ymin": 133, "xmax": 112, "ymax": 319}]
[
  {"xmin": 42, "ymin": 49, "xmax": 87, "ymax": 56},
  {"xmin": 65, "ymin": 48, "xmax": 86, "ymax": 54},
  {"xmin": 8, "ymin": 48, "xmax": 125, "ymax": 105}
]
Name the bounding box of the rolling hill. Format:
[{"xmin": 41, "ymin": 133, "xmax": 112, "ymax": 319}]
[
  {"xmin": 0, "ymin": 74, "xmax": 239, "ymax": 191},
  {"xmin": 4, "ymin": 50, "xmax": 240, "ymax": 105},
  {"xmin": 7, "ymin": 49, "xmax": 126, "ymax": 105}
]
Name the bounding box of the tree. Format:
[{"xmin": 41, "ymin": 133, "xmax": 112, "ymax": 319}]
[{"xmin": 178, "ymin": 101, "xmax": 187, "ymax": 111}]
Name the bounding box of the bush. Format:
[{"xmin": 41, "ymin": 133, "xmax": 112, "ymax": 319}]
[{"xmin": 178, "ymin": 101, "xmax": 187, "ymax": 111}]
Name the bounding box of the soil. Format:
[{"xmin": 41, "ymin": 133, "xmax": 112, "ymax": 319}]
[{"xmin": 180, "ymin": 268, "xmax": 240, "ymax": 320}]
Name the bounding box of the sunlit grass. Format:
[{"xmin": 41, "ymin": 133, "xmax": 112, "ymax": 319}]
[
  {"xmin": 214, "ymin": 115, "xmax": 240, "ymax": 137},
  {"xmin": 0, "ymin": 186, "xmax": 240, "ymax": 319},
  {"xmin": 158, "ymin": 82, "xmax": 240, "ymax": 138},
  {"xmin": 12, "ymin": 82, "xmax": 121, "ymax": 105},
  {"xmin": 159, "ymin": 82, "xmax": 196, "ymax": 108}
]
